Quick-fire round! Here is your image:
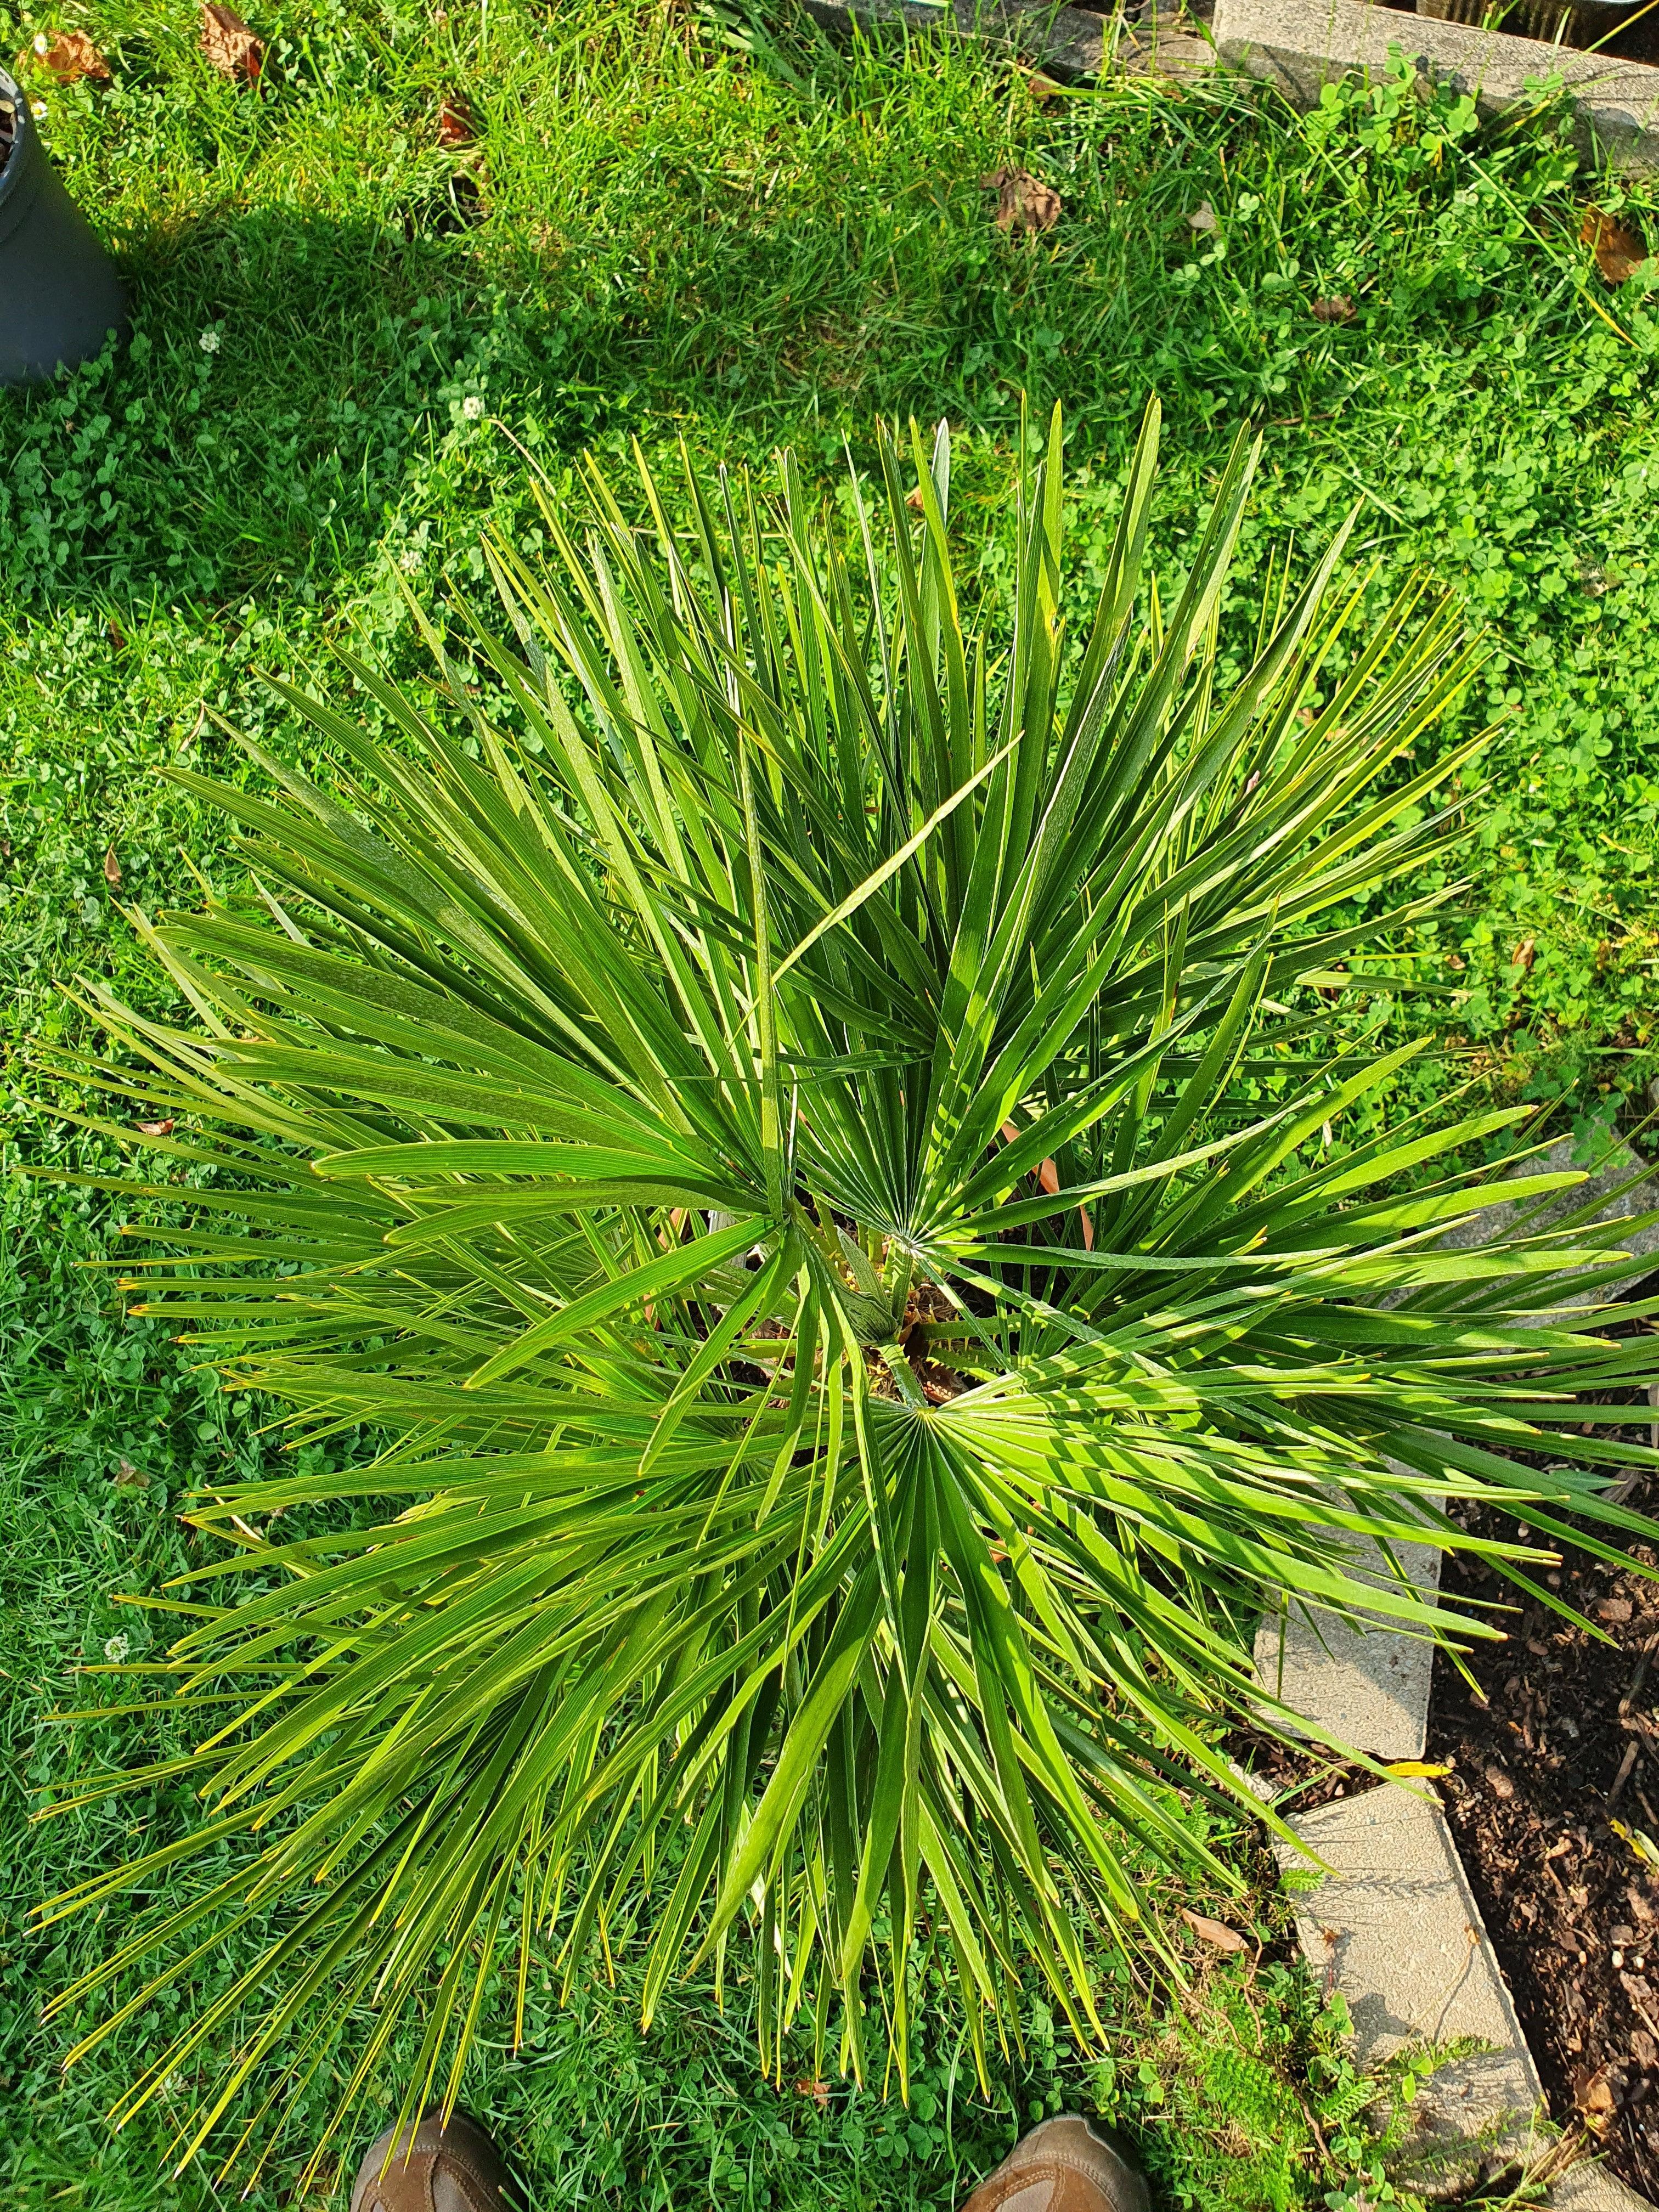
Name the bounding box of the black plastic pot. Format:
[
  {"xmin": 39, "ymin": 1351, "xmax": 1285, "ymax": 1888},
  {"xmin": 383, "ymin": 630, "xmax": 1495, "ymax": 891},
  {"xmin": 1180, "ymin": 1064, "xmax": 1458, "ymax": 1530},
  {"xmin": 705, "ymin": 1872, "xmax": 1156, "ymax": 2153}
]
[{"xmin": 0, "ymin": 64, "xmax": 126, "ymax": 385}]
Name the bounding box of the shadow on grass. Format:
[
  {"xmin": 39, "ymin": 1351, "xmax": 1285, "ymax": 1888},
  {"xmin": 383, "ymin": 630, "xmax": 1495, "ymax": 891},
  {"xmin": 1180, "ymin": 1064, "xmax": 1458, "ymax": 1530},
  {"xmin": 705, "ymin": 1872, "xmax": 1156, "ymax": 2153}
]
[{"xmin": 0, "ymin": 204, "xmax": 633, "ymax": 616}]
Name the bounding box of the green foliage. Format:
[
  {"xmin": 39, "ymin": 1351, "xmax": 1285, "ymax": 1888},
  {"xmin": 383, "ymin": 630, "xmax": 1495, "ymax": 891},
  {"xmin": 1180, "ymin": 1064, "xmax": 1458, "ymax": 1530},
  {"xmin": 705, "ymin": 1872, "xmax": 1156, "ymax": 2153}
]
[
  {"xmin": 0, "ymin": 1181, "xmax": 1410, "ymax": 2212},
  {"xmin": 11, "ymin": 4, "xmax": 1659, "ymax": 2202},
  {"xmin": 8, "ymin": 8, "xmax": 1659, "ymax": 1123},
  {"xmin": 31, "ymin": 404, "xmax": 1659, "ymax": 2188}
]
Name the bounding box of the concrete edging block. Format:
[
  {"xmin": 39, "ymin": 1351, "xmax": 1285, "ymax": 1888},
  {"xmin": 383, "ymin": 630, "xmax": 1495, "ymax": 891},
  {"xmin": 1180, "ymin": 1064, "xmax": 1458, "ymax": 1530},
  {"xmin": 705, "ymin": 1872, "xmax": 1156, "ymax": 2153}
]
[
  {"xmin": 796, "ymin": 0, "xmax": 1215, "ymax": 79},
  {"xmin": 1269, "ymin": 1783, "xmax": 1659, "ymax": 2202},
  {"xmin": 1274, "ymin": 1783, "xmax": 1549, "ymax": 2171},
  {"xmin": 1252, "ymin": 1517, "xmax": 1443, "ymax": 1761},
  {"xmin": 1247, "ymin": 1135, "xmax": 1659, "ymax": 2198},
  {"xmin": 1211, "ymin": 0, "xmax": 1659, "ymax": 167},
  {"xmin": 799, "ymin": 0, "xmax": 1659, "ymax": 166},
  {"xmin": 1437, "ymin": 1135, "xmax": 1659, "ymax": 1299},
  {"xmin": 1555, "ymin": 2164, "xmax": 1659, "ymax": 2211}
]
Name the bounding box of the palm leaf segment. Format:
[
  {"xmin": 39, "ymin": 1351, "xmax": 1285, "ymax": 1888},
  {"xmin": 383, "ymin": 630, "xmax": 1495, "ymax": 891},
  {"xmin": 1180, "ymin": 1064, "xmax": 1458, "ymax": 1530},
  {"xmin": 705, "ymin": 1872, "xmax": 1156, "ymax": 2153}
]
[{"xmin": 41, "ymin": 403, "xmax": 1659, "ymax": 2185}]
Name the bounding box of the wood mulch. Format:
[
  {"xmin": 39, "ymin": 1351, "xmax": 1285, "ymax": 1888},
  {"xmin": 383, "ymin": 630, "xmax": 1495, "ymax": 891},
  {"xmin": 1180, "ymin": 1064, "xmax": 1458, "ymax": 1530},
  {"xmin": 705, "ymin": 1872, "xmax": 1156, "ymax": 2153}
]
[{"xmin": 1427, "ymin": 1448, "xmax": 1659, "ymax": 2197}]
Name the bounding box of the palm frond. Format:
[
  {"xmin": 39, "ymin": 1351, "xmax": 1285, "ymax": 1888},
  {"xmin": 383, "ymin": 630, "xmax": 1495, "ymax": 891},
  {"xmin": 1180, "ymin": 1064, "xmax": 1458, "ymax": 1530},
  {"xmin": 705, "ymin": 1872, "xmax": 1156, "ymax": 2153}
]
[{"xmin": 37, "ymin": 400, "xmax": 1659, "ymax": 2185}]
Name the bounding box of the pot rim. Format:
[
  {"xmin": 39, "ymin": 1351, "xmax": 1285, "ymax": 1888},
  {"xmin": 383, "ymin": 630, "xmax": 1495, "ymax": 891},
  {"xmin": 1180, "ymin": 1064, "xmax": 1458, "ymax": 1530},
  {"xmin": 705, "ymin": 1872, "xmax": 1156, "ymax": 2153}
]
[{"xmin": 0, "ymin": 64, "xmax": 47, "ymax": 251}]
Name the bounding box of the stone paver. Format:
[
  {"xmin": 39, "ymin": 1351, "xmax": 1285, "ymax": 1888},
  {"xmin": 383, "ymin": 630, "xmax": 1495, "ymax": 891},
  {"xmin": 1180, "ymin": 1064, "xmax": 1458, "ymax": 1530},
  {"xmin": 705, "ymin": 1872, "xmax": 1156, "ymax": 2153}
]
[
  {"xmin": 1436, "ymin": 1136, "xmax": 1659, "ymax": 1304},
  {"xmin": 1252, "ymin": 1141, "xmax": 1659, "ymax": 1757},
  {"xmin": 1555, "ymin": 2163, "xmax": 1659, "ymax": 2212},
  {"xmin": 797, "ymin": 0, "xmax": 1212, "ymax": 80},
  {"xmin": 1273, "ymin": 1783, "xmax": 1548, "ymax": 2172},
  {"xmin": 1248, "ymin": 1135, "xmax": 1659, "ymax": 2202},
  {"xmin": 1214, "ymin": 0, "xmax": 1659, "ymax": 168},
  {"xmin": 1253, "ymin": 1541, "xmax": 1441, "ymax": 1762}
]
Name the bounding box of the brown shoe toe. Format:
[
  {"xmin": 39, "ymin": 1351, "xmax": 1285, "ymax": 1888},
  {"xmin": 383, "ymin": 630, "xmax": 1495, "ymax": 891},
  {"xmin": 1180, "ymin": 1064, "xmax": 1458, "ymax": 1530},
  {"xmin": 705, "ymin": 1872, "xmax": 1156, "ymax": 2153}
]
[
  {"xmin": 960, "ymin": 2114, "xmax": 1150, "ymax": 2212},
  {"xmin": 350, "ymin": 2107, "xmax": 514, "ymax": 2212}
]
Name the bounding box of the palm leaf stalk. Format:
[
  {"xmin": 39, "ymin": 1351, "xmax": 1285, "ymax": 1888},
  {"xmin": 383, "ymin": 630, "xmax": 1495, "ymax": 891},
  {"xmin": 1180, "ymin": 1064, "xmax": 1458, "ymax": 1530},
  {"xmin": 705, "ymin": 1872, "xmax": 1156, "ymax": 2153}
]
[{"xmin": 35, "ymin": 402, "xmax": 1659, "ymax": 2187}]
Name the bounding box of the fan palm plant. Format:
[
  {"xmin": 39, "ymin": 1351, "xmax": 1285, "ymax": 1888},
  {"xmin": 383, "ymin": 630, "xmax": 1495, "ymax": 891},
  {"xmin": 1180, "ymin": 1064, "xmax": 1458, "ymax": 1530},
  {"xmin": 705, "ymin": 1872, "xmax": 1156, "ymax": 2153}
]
[{"xmin": 38, "ymin": 403, "xmax": 1659, "ymax": 2188}]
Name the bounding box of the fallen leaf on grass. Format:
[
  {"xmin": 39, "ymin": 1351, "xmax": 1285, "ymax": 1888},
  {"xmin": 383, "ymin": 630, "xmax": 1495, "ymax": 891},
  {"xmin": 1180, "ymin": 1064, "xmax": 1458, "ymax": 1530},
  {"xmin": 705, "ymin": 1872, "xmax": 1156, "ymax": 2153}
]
[
  {"xmin": 1310, "ymin": 294, "xmax": 1355, "ymax": 324},
  {"xmin": 102, "ymin": 844, "xmax": 120, "ymax": 886},
  {"xmin": 1186, "ymin": 200, "xmax": 1217, "ymax": 233},
  {"xmin": 136, "ymin": 1118, "xmax": 175, "ymax": 1137},
  {"xmin": 31, "ymin": 28, "xmax": 110, "ymax": 81},
  {"xmin": 794, "ymin": 2078, "xmax": 831, "ymax": 2108},
  {"xmin": 112, "ymin": 1457, "xmax": 150, "ymax": 1488},
  {"xmin": 436, "ymin": 93, "xmax": 476, "ymax": 146},
  {"xmin": 981, "ymin": 166, "xmax": 1061, "ymax": 235},
  {"xmin": 200, "ymin": 2, "xmax": 262, "ymax": 82},
  {"xmin": 1180, "ymin": 1908, "xmax": 1249, "ymax": 1953},
  {"xmin": 1582, "ymin": 204, "xmax": 1647, "ymax": 285}
]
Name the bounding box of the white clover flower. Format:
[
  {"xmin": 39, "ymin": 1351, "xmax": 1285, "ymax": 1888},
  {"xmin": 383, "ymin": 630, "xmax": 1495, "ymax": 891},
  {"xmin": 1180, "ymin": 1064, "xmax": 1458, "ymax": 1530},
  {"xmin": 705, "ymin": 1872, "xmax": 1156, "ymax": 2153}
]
[
  {"xmin": 398, "ymin": 547, "xmax": 422, "ymax": 575},
  {"xmin": 103, "ymin": 1632, "xmax": 131, "ymax": 1664},
  {"xmin": 461, "ymin": 393, "xmax": 485, "ymax": 421},
  {"xmin": 199, "ymin": 328, "xmax": 221, "ymax": 354}
]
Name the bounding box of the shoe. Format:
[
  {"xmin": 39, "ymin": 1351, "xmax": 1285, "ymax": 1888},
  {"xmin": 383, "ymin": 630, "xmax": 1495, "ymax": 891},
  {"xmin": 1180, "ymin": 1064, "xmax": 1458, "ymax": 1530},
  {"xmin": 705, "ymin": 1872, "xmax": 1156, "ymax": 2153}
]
[
  {"xmin": 350, "ymin": 2106, "xmax": 515, "ymax": 2212},
  {"xmin": 960, "ymin": 2114, "xmax": 1152, "ymax": 2212}
]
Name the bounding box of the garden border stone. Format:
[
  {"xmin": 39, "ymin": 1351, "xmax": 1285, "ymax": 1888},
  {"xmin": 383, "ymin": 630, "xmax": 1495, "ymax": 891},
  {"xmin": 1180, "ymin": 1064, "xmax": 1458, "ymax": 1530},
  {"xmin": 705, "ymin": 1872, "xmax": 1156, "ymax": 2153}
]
[
  {"xmin": 1250, "ymin": 1137, "xmax": 1659, "ymax": 2204},
  {"xmin": 1274, "ymin": 1784, "xmax": 1548, "ymax": 2166},
  {"xmin": 1252, "ymin": 1511, "xmax": 1444, "ymax": 1761},
  {"xmin": 1210, "ymin": 0, "xmax": 1659, "ymax": 167},
  {"xmin": 798, "ymin": 0, "xmax": 1659, "ymax": 167},
  {"xmin": 1269, "ymin": 1787, "xmax": 1655, "ymax": 2204},
  {"xmin": 795, "ymin": 0, "xmax": 1214, "ymax": 80}
]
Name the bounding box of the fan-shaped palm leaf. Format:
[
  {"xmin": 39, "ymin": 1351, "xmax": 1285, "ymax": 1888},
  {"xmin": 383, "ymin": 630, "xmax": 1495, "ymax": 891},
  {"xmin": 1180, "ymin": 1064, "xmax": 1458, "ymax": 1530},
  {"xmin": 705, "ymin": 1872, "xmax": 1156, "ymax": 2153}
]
[{"xmin": 37, "ymin": 402, "xmax": 1659, "ymax": 2188}]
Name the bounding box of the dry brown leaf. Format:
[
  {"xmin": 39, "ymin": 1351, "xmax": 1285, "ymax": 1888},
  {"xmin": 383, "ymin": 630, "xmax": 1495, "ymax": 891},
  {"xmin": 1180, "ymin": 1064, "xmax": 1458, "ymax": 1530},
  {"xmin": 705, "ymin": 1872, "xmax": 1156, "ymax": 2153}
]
[
  {"xmin": 1582, "ymin": 204, "xmax": 1647, "ymax": 286},
  {"xmin": 436, "ymin": 93, "xmax": 476, "ymax": 147},
  {"xmin": 1510, "ymin": 935, "xmax": 1535, "ymax": 973},
  {"xmin": 1310, "ymin": 294, "xmax": 1355, "ymax": 324},
  {"xmin": 1575, "ymin": 2064, "xmax": 1618, "ymax": 2133},
  {"xmin": 137, "ymin": 1117, "xmax": 176, "ymax": 1137},
  {"xmin": 32, "ymin": 28, "xmax": 110, "ymax": 82},
  {"xmin": 1180, "ymin": 1908, "xmax": 1249, "ymax": 1953},
  {"xmin": 102, "ymin": 844, "xmax": 121, "ymax": 887},
  {"xmin": 112, "ymin": 1457, "xmax": 150, "ymax": 1488},
  {"xmin": 1000, "ymin": 1119, "xmax": 1093, "ymax": 1249},
  {"xmin": 980, "ymin": 166, "xmax": 1060, "ymax": 236},
  {"xmin": 794, "ymin": 2078, "xmax": 831, "ymax": 2108},
  {"xmin": 1186, "ymin": 201, "xmax": 1217, "ymax": 234},
  {"xmin": 200, "ymin": 3, "xmax": 262, "ymax": 83}
]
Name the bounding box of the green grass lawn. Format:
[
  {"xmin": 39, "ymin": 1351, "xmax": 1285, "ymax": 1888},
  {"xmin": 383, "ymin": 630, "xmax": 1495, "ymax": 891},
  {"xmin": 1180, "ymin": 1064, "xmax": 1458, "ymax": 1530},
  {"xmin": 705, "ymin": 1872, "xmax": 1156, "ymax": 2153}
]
[{"xmin": 8, "ymin": 0, "xmax": 1659, "ymax": 2200}]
